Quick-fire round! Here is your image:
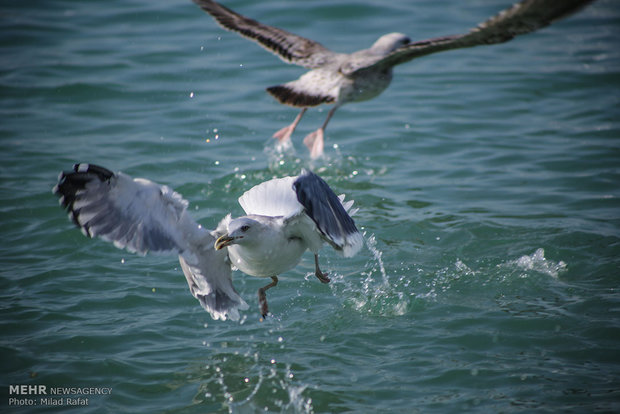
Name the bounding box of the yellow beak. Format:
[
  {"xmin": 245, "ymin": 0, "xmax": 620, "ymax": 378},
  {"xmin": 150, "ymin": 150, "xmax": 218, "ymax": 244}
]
[{"xmin": 214, "ymin": 234, "xmax": 235, "ymax": 250}]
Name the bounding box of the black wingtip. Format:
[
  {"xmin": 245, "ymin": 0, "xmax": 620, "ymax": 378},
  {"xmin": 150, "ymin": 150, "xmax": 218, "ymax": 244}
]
[
  {"xmin": 54, "ymin": 163, "xmax": 114, "ymax": 230},
  {"xmin": 55, "ymin": 164, "xmax": 113, "ymax": 204},
  {"xmin": 293, "ymin": 170, "xmax": 359, "ymax": 237}
]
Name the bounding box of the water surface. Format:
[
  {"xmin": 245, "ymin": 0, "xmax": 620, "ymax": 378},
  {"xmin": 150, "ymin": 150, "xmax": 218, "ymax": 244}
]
[{"xmin": 2, "ymin": 0, "xmax": 619, "ymax": 412}]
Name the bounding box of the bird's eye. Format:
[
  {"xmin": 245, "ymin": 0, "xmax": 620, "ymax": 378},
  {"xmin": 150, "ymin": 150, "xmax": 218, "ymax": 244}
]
[{"xmin": 240, "ymin": 225, "xmax": 250, "ymax": 232}]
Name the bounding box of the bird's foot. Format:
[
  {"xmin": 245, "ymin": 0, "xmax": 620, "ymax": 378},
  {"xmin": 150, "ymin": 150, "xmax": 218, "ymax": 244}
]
[
  {"xmin": 258, "ymin": 288, "xmax": 269, "ymax": 318},
  {"xmin": 313, "ymin": 254, "xmax": 330, "ymax": 283},
  {"xmin": 272, "ymin": 124, "xmax": 294, "ymax": 143},
  {"xmin": 257, "ymin": 276, "xmax": 278, "ymax": 318},
  {"xmin": 303, "ymin": 129, "xmax": 324, "ymax": 159},
  {"xmin": 315, "ymin": 270, "xmax": 330, "ymax": 284}
]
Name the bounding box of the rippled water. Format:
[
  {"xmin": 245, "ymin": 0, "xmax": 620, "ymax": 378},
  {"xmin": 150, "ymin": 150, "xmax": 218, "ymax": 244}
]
[{"xmin": 2, "ymin": 0, "xmax": 619, "ymax": 412}]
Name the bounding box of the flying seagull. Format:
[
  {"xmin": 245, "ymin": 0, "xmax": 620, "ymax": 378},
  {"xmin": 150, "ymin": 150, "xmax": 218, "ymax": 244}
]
[
  {"xmin": 192, "ymin": 0, "xmax": 594, "ymax": 158},
  {"xmin": 53, "ymin": 164, "xmax": 363, "ymax": 320}
]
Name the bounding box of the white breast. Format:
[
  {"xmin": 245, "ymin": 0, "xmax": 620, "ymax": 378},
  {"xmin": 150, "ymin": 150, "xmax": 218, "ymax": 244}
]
[{"xmin": 227, "ymin": 234, "xmax": 307, "ymax": 278}]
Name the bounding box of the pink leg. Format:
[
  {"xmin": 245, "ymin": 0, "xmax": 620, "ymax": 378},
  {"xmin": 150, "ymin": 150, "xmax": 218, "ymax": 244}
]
[
  {"xmin": 303, "ymin": 129, "xmax": 324, "ymax": 159},
  {"xmin": 272, "ymin": 108, "xmax": 307, "ymax": 143},
  {"xmin": 303, "ymin": 106, "xmax": 338, "ymax": 159}
]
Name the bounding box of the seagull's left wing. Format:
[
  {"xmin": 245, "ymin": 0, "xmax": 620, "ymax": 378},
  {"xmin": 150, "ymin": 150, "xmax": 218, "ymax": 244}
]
[
  {"xmin": 193, "ymin": 0, "xmax": 335, "ymax": 69},
  {"xmin": 348, "ymin": 0, "xmax": 594, "ymax": 76},
  {"xmin": 293, "ymin": 171, "xmax": 363, "ymax": 258},
  {"xmin": 238, "ymin": 175, "xmax": 301, "ymax": 218}
]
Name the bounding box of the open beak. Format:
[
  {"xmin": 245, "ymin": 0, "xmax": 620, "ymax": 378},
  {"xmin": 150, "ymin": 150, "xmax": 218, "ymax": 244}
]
[{"xmin": 214, "ymin": 234, "xmax": 235, "ymax": 250}]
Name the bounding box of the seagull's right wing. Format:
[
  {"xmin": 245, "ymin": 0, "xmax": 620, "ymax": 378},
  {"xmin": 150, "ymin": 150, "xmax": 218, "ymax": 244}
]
[
  {"xmin": 192, "ymin": 0, "xmax": 335, "ymax": 69},
  {"xmin": 349, "ymin": 0, "xmax": 594, "ymax": 75},
  {"xmin": 53, "ymin": 163, "xmax": 247, "ymax": 321},
  {"xmin": 54, "ymin": 163, "xmax": 189, "ymax": 254}
]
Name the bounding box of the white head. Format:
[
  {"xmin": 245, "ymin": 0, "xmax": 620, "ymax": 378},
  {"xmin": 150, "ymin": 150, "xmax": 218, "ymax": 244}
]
[
  {"xmin": 214, "ymin": 217, "xmax": 263, "ymax": 250},
  {"xmin": 371, "ymin": 32, "xmax": 411, "ymax": 54}
]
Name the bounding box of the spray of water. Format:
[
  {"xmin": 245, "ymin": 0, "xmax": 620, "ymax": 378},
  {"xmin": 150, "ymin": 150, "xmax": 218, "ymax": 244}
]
[{"xmin": 330, "ymin": 232, "xmax": 410, "ymax": 317}]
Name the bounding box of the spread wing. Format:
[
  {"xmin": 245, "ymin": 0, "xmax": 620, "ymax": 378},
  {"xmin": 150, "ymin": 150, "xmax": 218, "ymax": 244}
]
[
  {"xmin": 54, "ymin": 163, "xmax": 189, "ymax": 254},
  {"xmin": 236, "ymin": 170, "xmax": 362, "ymax": 257},
  {"xmin": 293, "ymin": 170, "xmax": 363, "ymax": 258},
  {"xmin": 53, "ymin": 163, "xmax": 247, "ymax": 321},
  {"xmin": 349, "ymin": 0, "xmax": 594, "ymax": 75},
  {"xmin": 237, "ymin": 175, "xmax": 301, "ymax": 218},
  {"xmin": 192, "ymin": 0, "xmax": 336, "ymax": 69}
]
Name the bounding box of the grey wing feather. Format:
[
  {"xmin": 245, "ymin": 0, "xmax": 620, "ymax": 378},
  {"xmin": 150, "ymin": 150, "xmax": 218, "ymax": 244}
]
[
  {"xmin": 350, "ymin": 0, "xmax": 594, "ymax": 75},
  {"xmin": 293, "ymin": 170, "xmax": 363, "ymax": 257},
  {"xmin": 54, "ymin": 163, "xmax": 188, "ymax": 254},
  {"xmin": 179, "ymin": 231, "xmax": 248, "ymax": 321},
  {"xmin": 54, "ymin": 163, "xmax": 247, "ymax": 321},
  {"xmin": 192, "ymin": 0, "xmax": 335, "ymax": 68}
]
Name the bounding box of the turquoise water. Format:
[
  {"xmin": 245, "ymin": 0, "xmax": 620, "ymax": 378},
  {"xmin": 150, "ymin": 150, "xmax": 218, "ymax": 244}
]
[{"xmin": 2, "ymin": 0, "xmax": 619, "ymax": 412}]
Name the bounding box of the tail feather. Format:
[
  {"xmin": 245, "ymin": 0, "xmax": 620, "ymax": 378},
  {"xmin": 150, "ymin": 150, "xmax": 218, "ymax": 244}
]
[{"xmin": 267, "ymin": 84, "xmax": 334, "ymax": 107}]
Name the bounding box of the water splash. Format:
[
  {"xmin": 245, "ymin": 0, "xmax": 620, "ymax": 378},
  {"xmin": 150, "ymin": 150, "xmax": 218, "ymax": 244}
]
[
  {"xmin": 504, "ymin": 248, "xmax": 567, "ymax": 279},
  {"xmin": 333, "ymin": 233, "xmax": 410, "ymax": 317},
  {"xmin": 424, "ymin": 258, "xmax": 478, "ymax": 299},
  {"xmin": 263, "ymin": 138, "xmax": 302, "ymax": 172},
  {"xmin": 195, "ymin": 351, "xmax": 315, "ymax": 414},
  {"xmin": 364, "ymin": 233, "xmax": 388, "ymax": 285},
  {"xmin": 277, "ymin": 365, "xmax": 313, "ymax": 414}
]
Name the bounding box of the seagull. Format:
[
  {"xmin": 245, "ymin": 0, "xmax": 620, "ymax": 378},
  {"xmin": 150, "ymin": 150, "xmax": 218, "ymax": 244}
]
[
  {"xmin": 192, "ymin": 0, "xmax": 594, "ymax": 158},
  {"xmin": 53, "ymin": 164, "xmax": 363, "ymax": 321}
]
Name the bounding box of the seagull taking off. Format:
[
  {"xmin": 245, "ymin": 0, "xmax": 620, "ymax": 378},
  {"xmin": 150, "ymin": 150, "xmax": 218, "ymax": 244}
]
[
  {"xmin": 192, "ymin": 0, "xmax": 594, "ymax": 158},
  {"xmin": 54, "ymin": 164, "xmax": 363, "ymax": 321}
]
